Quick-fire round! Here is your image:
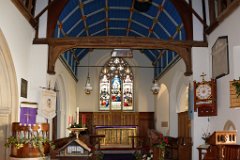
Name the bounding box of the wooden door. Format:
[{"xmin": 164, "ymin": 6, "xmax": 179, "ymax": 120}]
[
  {"xmin": 52, "ymin": 115, "xmax": 57, "ymax": 140},
  {"xmin": 178, "ymin": 111, "xmax": 191, "ymax": 137}
]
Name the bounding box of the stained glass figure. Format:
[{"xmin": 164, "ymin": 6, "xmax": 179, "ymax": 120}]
[
  {"xmin": 123, "ymin": 75, "xmax": 133, "ymax": 110},
  {"xmin": 99, "ymin": 57, "xmax": 133, "ymax": 111},
  {"xmin": 111, "ymin": 76, "xmax": 122, "ymax": 110},
  {"xmin": 100, "ymin": 75, "xmax": 110, "ymax": 110}
]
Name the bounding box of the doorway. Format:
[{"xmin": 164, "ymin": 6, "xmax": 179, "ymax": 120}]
[{"xmin": 51, "ymin": 74, "xmax": 67, "ymax": 140}]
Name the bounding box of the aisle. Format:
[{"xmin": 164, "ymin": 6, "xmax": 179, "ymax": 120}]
[{"xmin": 103, "ymin": 153, "xmax": 135, "ymax": 160}]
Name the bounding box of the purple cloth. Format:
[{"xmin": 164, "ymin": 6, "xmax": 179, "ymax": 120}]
[{"xmin": 20, "ymin": 107, "xmax": 37, "ymax": 125}]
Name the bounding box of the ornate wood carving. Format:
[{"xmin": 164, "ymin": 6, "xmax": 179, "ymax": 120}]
[{"xmin": 34, "ymin": 36, "xmax": 207, "ymax": 75}]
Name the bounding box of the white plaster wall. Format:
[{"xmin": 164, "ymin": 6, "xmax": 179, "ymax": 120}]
[
  {"xmin": 0, "ymin": 1, "xmax": 77, "ymax": 138},
  {"xmin": 155, "ymin": 59, "xmax": 192, "ymax": 137},
  {"xmin": 191, "ymin": 0, "xmax": 204, "ymax": 41},
  {"xmin": 49, "ymin": 59, "xmax": 77, "ymax": 137},
  {"xmin": 178, "ymin": 86, "xmax": 189, "ymax": 113},
  {"xmin": 76, "ymin": 49, "xmax": 154, "ymax": 112},
  {"xmin": 0, "ymin": 0, "xmax": 35, "ymax": 117},
  {"xmin": 28, "ymin": 45, "xmax": 49, "ymax": 123},
  {"xmin": 207, "ymin": 7, "xmax": 240, "ymax": 142},
  {"xmin": 156, "ymin": 84, "xmax": 169, "ymax": 135},
  {"xmin": 191, "ymin": 47, "xmax": 210, "ymax": 160},
  {"xmin": 35, "ymin": 0, "xmax": 48, "ymax": 38}
]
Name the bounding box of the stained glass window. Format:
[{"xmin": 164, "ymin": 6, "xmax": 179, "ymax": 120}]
[{"xmin": 99, "ymin": 57, "xmax": 133, "ymax": 111}]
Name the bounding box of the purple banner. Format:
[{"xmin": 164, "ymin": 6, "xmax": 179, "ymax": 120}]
[{"xmin": 20, "ymin": 107, "xmax": 37, "ymax": 125}]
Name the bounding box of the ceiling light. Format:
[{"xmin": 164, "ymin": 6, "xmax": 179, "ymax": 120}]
[
  {"xmin": 85, "ymin": 53, "xmax": 93, "ymax": 94},
  {"xmin": 151, "ymin": 80, "xmax": 160, "ymax": 94}
]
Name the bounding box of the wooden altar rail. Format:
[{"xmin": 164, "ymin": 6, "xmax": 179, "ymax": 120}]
[{"xmin": 203, "ymin": 145, "xmax": 240, "ymax": 160}]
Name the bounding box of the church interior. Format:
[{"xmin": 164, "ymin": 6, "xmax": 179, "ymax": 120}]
[{"xmin": 1, "ymin": 0, "xmax": 240, "ymax": 159}]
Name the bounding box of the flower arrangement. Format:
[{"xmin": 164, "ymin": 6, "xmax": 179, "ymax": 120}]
[
  {"xmin": 5, "ymin": 135, "xmax": 54, "ymax": 158},
  {"xmin": 202, "ymin": 127, "xmax": 211, "ymax": 144},
  {"xmin": 135, "ymin": 132, "xmax": 168, "ymax": 160},
  {"xmin": 153, "ymin": 133, "xmax": 169, "ymax": 149},
  {"xmin": 5, "ymin": 135, "xmax": 53, "ymax": 149},
  {"xmin": 134, "ymin": 149, "xmax": 153, "ymax": 160}
]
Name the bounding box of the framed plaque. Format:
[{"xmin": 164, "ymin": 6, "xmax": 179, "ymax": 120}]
[
  {"xmin": 212, "ymin": 36, "xmax": 229, "ymax": 79},
  {"xmin": 20, "ymin": 78, "xmax": 28, "ymax": 98}
]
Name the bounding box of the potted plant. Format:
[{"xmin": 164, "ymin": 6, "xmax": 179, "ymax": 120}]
[
  {"xmin": 232, "ymin": 80, "xmax": 240, "ymax": 97},
  {"xmin": 230, "ymin": 79, "xmax": 240, "ymax": 108}
]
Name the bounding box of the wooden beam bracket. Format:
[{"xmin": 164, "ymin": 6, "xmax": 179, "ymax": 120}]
[{"xmin": 33, "ymin": 36, "xmax": 207, "ymax": 76}]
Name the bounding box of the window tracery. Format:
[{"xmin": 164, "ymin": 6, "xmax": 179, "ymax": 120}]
[{"xmin": 99, "ymin": 57, "xmax": 133, "ymax": 111}]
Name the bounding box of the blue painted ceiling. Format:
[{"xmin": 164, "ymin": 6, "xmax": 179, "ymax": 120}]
[{"xmin": 54, "ymin": 0, "xmax": 186, "ymax": 64}]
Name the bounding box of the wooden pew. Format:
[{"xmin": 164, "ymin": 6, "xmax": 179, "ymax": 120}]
[{"xmin": 148, "ymin": 129, "xmax": 192, "ymax": 160}]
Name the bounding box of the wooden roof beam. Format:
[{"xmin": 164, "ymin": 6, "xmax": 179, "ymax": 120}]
[{"xmin": 33, "ymin": 36, "xmax": 208, "ymax": 48}]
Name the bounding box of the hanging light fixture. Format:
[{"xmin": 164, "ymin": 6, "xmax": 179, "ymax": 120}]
[
  {"xmin": 85, "ymin": 52, "xmax": 93, "ymax": 94},
  {"xmin": 151, "ymin": 80, "xmax": 160, "ymax": 94}
]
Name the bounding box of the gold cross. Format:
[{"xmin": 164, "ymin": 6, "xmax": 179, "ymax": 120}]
[
  {"xmin": 24, "ymin": 113, "xmax": 31, "ymax": 123},
  {"xmin": 200, "ymin": 72, "xmax": 206, "ymax": 82}
]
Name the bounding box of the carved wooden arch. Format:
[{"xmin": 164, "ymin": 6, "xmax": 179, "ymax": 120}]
[{"xmin": 43, "ymin": 36, "xmax": 194, "ymax": 76}]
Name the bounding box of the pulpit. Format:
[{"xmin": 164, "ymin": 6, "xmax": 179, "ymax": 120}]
[{"xmin": 200, "ymin": 130, "xmax": 239, "ymax": 160}]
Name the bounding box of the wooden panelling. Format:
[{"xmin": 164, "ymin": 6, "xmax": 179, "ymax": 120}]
[
  {"xmin": 79, "ymin": 112, "xmax": 153, "ymax": 138},
  {"xmin": 178, "ymin": 111, "xmax": 191, "ymax": 137},
  {"xmin": 138, "ymin": 112, "xmax": 154, "ymax": 138},
  {"xmin": 79, "ymin": 112, "xmax": 93, "ymax": 134},
  {"xmin": 92, "ymin": 112, "xmax": 139, "ymax": 126},
  {"xmin": 93, "ymin": 112, "xmax": 111, "ymax": 126},
  {"xmin": 111, "ymin": 111, "xmax": 122, "ymax": 126},
  {"xmin": 122, "ymin": 112, "xmax": 139, "ymax": 125}
]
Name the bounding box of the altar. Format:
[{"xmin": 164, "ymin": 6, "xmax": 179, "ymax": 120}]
[{"xmin": 95, "ymin": 125, "xmax": 138, "ymax": 148}]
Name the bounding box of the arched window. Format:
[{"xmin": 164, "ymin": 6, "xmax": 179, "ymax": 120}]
[{"xmin": 99, "ymin": 57, "xmax": 133, "ymax": 111}]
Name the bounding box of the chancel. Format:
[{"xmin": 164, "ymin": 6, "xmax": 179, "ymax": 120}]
[{"xmin": 1, "ymin": 0, "xmax": 240, "ymax": 160}]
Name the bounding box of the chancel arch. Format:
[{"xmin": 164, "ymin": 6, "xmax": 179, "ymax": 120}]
[
  {"xmin": 156, "ymin": 83, "xmax": 170, "ymax": 135},
  {"xmin": 177, "ymin": 84, "xmax": 189, "ymax": 113},
  {"xmin": 0, "ymin": 29, "xmax": 18, "ymax": 159}
]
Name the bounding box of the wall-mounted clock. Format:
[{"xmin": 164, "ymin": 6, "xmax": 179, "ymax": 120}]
[{"xmin": 194, "ymin": 74, "xmax": 217, "ymax": 116}]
